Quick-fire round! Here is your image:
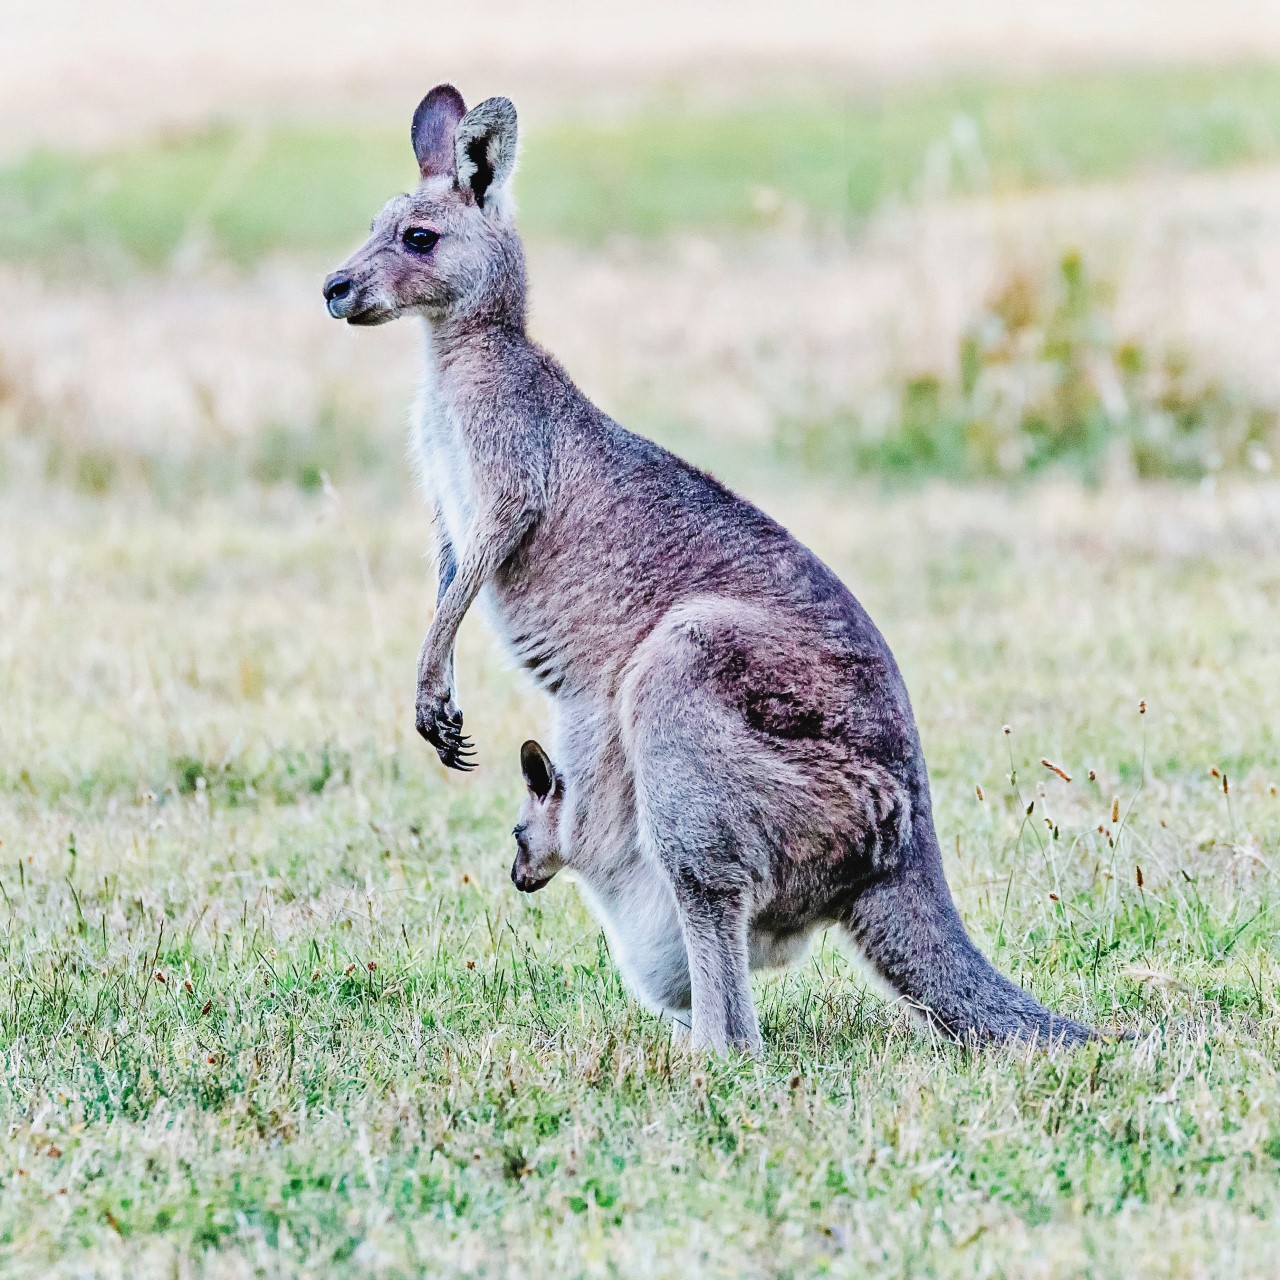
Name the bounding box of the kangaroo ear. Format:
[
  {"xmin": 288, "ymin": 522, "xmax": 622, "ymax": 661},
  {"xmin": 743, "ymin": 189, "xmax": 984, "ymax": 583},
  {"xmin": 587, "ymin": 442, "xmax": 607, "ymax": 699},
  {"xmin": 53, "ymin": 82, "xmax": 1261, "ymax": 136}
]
[
  {"xmin": 520, "ymin": 739, "xmax": 556, "ymax": 802},
  {"xmin": 454, "ymin": 97, "xmax": 518, "ymax": 209},
  {"xmin": 411, "ymin": 84, "xmax": 467, "ymax": 180}
]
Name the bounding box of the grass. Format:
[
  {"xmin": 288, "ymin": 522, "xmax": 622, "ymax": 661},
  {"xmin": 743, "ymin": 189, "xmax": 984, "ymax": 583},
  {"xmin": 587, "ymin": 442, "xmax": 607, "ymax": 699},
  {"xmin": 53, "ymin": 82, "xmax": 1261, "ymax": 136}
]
[
  {"xmin": 3, "ymin": 478, "xmax": 1280, "ymax": 1276},
  {"xmin": 5, "ymin": 53, "xmax": 1280, "ymax": 1275},
  {"xmin": 776, "ymin": 250, "xmax": 1280, "ymax": 483},
  {"xmin": 6, "ymin": 64, "xmax": 1280, "ymax": 270}
]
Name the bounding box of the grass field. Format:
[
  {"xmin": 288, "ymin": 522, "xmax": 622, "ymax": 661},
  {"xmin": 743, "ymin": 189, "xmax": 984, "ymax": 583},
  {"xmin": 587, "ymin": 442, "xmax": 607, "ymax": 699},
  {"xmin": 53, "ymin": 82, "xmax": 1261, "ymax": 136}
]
[
  {"xmin": 5, "ymin": 44, "xmax": 1280, "ymax": 1278},
  {"xmin": 3, "ymin": 479, "xmax": 1280, "ymax": 1277}
]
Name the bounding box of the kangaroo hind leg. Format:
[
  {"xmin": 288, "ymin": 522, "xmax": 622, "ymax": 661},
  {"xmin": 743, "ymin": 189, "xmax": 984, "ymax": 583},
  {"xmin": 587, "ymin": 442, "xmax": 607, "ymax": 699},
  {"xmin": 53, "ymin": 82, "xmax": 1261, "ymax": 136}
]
[
  {"xmin": 633, "ymin": 775, "xmax": 760, "ymax": 1055},
  {"xmin": 621, "ymin": 610, "xmax": 771, "ymax": 1057}
]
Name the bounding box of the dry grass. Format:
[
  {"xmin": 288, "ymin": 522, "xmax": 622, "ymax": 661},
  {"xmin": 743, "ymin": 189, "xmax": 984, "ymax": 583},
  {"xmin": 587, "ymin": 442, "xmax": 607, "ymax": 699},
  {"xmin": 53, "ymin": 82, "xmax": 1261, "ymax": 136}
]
[{"xmin": 2, "ymin": 477, "xmax": 1280, "ymax": 1276}]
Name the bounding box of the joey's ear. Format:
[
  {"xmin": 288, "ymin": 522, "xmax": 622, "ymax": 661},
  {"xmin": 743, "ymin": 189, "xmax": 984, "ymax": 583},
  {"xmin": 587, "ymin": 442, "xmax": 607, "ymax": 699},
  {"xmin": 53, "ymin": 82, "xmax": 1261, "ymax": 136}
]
[
  {"xmin": 520, "ymin": 739, "xmax": 557, "ymax": 802},
  {"xmin": 411, "ymin": 84, "xmax": 467, "ymax": 180},
  {"xmin": 454, "ymin": 97, "xmax": 518, "ymax": 209}
]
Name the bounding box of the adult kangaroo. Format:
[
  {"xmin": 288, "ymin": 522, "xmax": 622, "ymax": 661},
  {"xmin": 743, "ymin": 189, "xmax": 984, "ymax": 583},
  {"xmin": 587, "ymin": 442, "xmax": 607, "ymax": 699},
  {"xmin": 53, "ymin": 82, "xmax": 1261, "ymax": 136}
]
[{"xmin": 323, "ymin": 84, "xmax": 1094, "ymax": 1054}]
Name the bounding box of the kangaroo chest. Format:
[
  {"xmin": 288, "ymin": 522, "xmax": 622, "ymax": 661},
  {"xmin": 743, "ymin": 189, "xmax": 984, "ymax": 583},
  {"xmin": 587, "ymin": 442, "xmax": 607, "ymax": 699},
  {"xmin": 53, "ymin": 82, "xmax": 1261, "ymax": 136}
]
[
  {"xmin": 412, "ymin": 347, "xmax": 545, "ymax": 673},
  {"xmin": 413, "ymin": 405, "xmax": 474, "ymax": 551},
  {"xmin": 412, "ymin": 357, "xmax": 477, "ymax": 554},
  {"xmin": 410, "ymin": 328, "xmax": 620, "ymax": 699}
]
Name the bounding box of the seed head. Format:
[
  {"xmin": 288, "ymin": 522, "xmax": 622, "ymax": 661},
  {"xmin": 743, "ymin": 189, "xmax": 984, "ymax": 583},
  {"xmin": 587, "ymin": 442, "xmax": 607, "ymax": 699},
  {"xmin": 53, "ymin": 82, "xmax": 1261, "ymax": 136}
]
[
  {"xmin": 1111, "ymin": 797, "xmax": 1120, "ymax": 824},
  {"xmin": 1041, "ymin": 758, "xmax": 1072, "ymax": 783}
]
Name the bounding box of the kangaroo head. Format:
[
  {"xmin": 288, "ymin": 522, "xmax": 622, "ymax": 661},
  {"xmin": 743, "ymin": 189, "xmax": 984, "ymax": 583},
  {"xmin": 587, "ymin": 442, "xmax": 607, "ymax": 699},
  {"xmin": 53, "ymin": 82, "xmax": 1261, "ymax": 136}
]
[
  {"xmin": 511, "ymin": 739, "xmax": 564, "ymax": 893},
  {"xmin": 323, "ymin": 84, "xmax": 523, "ymax": 328}
]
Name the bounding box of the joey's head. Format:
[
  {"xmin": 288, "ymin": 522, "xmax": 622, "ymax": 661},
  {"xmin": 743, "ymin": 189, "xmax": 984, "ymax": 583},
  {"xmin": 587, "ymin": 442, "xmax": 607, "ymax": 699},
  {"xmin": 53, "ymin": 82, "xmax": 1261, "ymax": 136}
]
[
  {"xmin": 322, "ymin": 84, "xmax": 524, "ymax": 329},
  {"xmin": 511, "ymin": 740, "xmax": 564, "ymax": 894}
]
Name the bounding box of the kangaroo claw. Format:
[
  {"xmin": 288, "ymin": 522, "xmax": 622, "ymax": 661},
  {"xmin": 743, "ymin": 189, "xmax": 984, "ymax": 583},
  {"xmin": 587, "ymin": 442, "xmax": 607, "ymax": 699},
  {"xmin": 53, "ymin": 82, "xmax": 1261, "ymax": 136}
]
[{"xmin": 416, "ymin": 693, "xmax": 478, "ymax": 771}]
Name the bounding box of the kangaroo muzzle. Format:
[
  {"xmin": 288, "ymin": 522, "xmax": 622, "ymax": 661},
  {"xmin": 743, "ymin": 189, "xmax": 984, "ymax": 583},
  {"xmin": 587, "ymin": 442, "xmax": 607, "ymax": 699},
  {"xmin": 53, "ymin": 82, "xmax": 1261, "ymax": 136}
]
[
  {"xmin": 321, "ymin": 266, "xmax": 393, "ymax": 325},
  {"xmin": 510, "ymin": 855, "xmax": 553, "ymax": 894},
  {"xmin": 323, "ymin": 272, "xmax": 357, "ymax": 318}
]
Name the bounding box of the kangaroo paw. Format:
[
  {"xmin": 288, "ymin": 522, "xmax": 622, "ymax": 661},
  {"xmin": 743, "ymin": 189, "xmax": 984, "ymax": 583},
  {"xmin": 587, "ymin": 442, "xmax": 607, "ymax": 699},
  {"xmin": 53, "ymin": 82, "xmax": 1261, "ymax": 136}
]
[{"xmin": 416, "ymin": 693, "xmax": 477, "ymax": 771}]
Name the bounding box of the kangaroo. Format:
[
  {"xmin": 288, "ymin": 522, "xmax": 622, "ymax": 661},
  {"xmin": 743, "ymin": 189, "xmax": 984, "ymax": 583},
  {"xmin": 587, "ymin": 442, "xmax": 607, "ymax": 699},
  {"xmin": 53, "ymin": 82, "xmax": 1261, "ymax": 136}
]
[{"xmin": 323, "ymin": 84, "xmax": 1095, "ymax": 1053}]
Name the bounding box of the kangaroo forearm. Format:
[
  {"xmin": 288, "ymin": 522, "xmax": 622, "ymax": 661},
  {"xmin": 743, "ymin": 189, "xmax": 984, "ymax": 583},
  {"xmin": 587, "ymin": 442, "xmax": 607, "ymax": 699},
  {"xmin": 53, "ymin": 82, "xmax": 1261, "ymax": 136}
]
[
  {"xmin": 419, "ymin": 505, "xmax": 537, "ymax": 685},
  {"xmin": 433, "ymin": 526, "xmax": 459, "ymax": 674},
  {"xmin": 420, "ymin": 563, "xmax": 482, "ymax": 678},
  {"xmin": 435, "ymin": 529, "xmax": 457, "ymax": 607}
]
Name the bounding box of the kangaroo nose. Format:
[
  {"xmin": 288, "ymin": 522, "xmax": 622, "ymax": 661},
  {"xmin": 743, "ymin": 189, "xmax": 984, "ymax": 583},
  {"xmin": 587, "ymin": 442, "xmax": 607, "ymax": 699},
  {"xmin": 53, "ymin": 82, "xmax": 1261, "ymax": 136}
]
[{"xmin": 323, "ymin": 273, "xmax": 352, "ymax": 303}]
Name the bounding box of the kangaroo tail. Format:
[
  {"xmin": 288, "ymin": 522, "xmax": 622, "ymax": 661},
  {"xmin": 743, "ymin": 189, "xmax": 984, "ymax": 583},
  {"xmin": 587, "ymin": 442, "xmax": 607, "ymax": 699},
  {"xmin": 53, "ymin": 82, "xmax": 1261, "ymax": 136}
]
[{"xmin": 845, "ymin": 810, "xmax": 1094, "ymax": 1045}]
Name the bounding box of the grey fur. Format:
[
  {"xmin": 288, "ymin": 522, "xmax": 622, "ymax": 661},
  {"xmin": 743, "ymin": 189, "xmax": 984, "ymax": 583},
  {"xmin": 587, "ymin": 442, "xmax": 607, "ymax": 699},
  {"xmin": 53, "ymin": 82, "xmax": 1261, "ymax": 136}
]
[
  {"xmin": 453, "ymin": 97, "xmax": 519, "ymax": 210},
  {"xmin": 324, "ymin": 85, "xmax": 1098, "ymax": 1055}
]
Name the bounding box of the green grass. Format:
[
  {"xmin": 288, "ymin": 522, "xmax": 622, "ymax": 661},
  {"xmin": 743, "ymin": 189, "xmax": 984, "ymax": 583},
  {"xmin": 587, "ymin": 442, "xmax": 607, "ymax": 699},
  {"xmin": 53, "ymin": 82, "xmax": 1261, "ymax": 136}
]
[
  {"xmin": 2, "ymin": 481, "xmax": 1279, "ymax": 1276},
  {"xmin": 6, "ymin": 64, "xmax": 1280, "ymax": 270}
]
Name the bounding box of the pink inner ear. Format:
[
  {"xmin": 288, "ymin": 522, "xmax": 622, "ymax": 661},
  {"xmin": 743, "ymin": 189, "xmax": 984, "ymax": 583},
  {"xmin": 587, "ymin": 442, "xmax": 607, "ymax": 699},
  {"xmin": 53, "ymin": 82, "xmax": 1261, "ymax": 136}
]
[{"xmin": 411, "ymin": 84, "xmax": 466, "ymax": 180}]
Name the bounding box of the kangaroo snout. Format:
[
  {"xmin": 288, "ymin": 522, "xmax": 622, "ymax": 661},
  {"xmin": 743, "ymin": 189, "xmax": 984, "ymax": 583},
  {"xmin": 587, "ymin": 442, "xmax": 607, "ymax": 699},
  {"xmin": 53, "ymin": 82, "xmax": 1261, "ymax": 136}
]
[
  {"xmin": 322, "ymin": 268, "xmax": 392, "ymax": 325},
  {"xmin": 323, "ymin": 272, "xmax": 354, "ymax": 317}
]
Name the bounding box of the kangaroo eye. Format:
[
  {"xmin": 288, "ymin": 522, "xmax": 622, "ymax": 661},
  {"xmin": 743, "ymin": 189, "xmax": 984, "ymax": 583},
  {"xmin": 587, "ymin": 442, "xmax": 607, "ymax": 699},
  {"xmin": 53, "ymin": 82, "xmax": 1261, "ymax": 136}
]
[{"xmin": 402, "ymin": 227, "xmax": 439, "ymax": 254}]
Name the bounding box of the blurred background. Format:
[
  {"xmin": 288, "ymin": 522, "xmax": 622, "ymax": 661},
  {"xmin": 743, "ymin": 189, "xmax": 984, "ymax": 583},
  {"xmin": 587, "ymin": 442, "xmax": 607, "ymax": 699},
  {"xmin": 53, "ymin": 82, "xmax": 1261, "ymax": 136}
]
[
  {"xmin": 6, "ymin": 0, "xmax": 1280, "ymax": 496},
  {"xmin": 5, "ymin": 7, "xmax": 1280, "ymax": 1271}
]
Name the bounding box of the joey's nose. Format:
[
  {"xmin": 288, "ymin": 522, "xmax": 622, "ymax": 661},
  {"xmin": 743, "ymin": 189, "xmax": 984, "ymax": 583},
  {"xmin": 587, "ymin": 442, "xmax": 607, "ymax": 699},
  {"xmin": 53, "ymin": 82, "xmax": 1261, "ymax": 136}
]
[
  {"xmin": 510, "ymin": 859, "xmax": 551, "ymax": 894},
  {"xmin": 323, "ymin": 273, "xmax": 352, "ymax": 305}
]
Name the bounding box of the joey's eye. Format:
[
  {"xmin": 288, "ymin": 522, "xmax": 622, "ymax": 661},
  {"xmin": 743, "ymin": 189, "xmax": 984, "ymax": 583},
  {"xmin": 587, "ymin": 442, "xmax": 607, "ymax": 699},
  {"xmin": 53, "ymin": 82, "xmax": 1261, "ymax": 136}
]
[{"xmin": 402, "ymin": 227, "xmax": 439, "ymax": 254}]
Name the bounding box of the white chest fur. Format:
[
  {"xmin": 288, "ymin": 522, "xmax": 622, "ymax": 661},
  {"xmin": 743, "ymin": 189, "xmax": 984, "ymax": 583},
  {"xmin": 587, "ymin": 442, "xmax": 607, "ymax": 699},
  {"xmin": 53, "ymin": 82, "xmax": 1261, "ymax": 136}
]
[
  {"xmin": 409, "ymin": 324, "xmax": 531, "ymax": 676},
  {"xmin": 411, "ymin": 324, "xmax": 476, "ymax": 553}
]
